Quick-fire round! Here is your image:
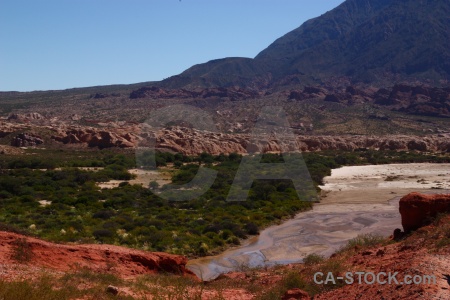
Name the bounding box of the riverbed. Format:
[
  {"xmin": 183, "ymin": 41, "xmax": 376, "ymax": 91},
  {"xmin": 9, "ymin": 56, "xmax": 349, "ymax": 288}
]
[{"xmin": 187, "ymin": 163, "xmax": 450, "ymax": 281}]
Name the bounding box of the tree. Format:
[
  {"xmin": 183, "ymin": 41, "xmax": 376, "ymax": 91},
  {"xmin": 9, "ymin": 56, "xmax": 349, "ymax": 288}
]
[{"xmin": 149, "ymin": 181, "xmax": 159, "ymax": 190}]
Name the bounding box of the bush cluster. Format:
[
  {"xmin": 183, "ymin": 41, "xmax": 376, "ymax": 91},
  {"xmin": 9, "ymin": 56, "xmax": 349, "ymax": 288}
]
[{"xmin": 0, "ymin": 149, "xmax": 448, "ymax": 256}]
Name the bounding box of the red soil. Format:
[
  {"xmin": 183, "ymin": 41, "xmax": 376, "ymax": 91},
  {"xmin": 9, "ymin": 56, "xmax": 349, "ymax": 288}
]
[
  {"xmin": 0, "ymin": 231, "xmax": 193, "ymax": 280},
  {"xmin": 399, "ymin": 192, "xmax": 450, "ymax": 232},
  {"xmin": 1, "ymin": 192, "xmax": 449, "ymax": 299}
]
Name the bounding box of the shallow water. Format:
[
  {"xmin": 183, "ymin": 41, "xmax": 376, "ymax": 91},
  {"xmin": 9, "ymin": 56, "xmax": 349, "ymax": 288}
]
[
  {"xmin": 187, "ymin": 163, "xmax": 450, "ymax": 281},
  {"xmin": 187, "ymin": 200, "xmax": 401, "ymax": 280}
]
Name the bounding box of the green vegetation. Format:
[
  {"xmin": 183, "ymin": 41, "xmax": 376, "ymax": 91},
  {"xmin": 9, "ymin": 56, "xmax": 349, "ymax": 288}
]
[
  {"xmin": 0, "ymin": 151, "xmax": 314, "ymax": 256},
  {"xmin": 244, "ymin": 257, "xmax": 347, "ymax": 299},
  {"xmin": 0, "ymin": 149, "xmax": 136, "ymax": 170},
  {"xmin": 0, "ymin": 264, "xmax": 336, "ymax": 300},
  {"xmin": 429, "ymin": 215, "xmax": 450, "ymax": 249},
  {"xmin": 303, "ymin": 253, "xmax": 325, "ymax": 266},
  {"xmin": 11, "ymin": 238, "xmax": 34, "ymax": 263},
  {"xmin": 1, "ymin": 214, "xmax": 449, "ymax": 299},
  {"xmin": 337, "ymin": 233, "xmax": 387, "ymax": 254},
  {"xmin": 0, "ymin": 148, "xmax": 448, "ymax": 257},
  {"xmin": 0, "ymin": 271, "xmax": 131, "ymax": 300}
]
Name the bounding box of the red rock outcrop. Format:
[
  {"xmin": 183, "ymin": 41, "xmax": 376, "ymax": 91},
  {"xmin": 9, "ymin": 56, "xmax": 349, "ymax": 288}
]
[
  {"xmin": 52, "ymin": 128, "xmax": 140, "ymax": 149},
  {"xmin": 399, "ymin": 192, "xmax": 450, "ymax": 232},
  {"xmin": 10, "ymin": 133, "xmax": 44, "ymax": 147},
  {"xmin": 7, "ymin": 112, "xmax": 45, "ymax": 123},
  {"xmin": 129, "ymin": 86, "xmax": 260, "ymax": 100},
  {"xmin": 322, "ymin": 85, "xmax": 373, "ymax": 105},
  {"xmin": 375, "ymin": 85, "xmax": 450, "ymax": 117},
  {"xmin": 152, "ymin": 128, "xmax": 450, "ymax": 155},
  {"xmin": 215, "ymin": 215, "xmax": 450, "ymax": 299},
  {"xmin": 0, "ymin": 231, "xmax": 194, "ymax": 278},
  {"xmin": 282, "ymin": 288, "xmax": 310, "ymax": 300},
  {"xmin": 288, "ymin": 86, "xmax": 327, "ymax": 101},
  {"xmin": 150, "ymin": 127, "xmax": 450, "ymax": 155},
  {"xmin": 43, "ymin": 122, "xmax": 450, "ymax": 154}
]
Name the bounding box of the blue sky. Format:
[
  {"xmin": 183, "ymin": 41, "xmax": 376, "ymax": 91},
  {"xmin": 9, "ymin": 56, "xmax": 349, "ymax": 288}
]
[{"xmin": 0, "ymin": 0, "xmax": 343, "ymax": 91}]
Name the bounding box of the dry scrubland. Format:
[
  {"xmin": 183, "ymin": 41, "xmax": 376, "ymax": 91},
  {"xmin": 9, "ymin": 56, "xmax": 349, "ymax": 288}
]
[{"xmin": 0, "ymin": 213, "xmax": 449, "ymax": 299}]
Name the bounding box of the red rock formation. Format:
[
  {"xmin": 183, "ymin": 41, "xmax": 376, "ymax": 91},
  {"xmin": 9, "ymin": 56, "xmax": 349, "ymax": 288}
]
[
  {"xmin": 129, "ymin": 86, "xmax": 259, "ymax": 100},
  {"xmin": 399, "ymin": 192, "xmax": 450, "ymax": 232},
  {"xmin": 304, "ymin": 86, "xmax": 327, "ymax": 96},
  {"xmin": 324, "ymin": 94, "xmax": 345, "ymax": 103},
  {"xmin": 288, "ymin": 90, "xmax": 306, "ymax": 101},
  {"xmin": 52, "ymin": 128, "xmax": 140, "ymax": 149},
  {"xmin": 10, "ymin": 133, "xmax": 44, "ymax": 147},
  {"xmin": 0, "ymin": 231, "xmax": 194, "ymax": 278},
  {"xmin": 48, "ymin": 123, "xmax": 450, "ymax": 154},
  {"xmin": 282, "ymin": 288, "xmax": 310, "ymax": 300},
  {"xmin": 7, "ymin": 112, "xmax": 45, "ymax": 122},
  {"xmin": 150, "ymin": 128, "xmax": 450, "ymax": 155},
  {"xmin": 375, "ymin": 85, "xmax": 450, "ymax": 117}
]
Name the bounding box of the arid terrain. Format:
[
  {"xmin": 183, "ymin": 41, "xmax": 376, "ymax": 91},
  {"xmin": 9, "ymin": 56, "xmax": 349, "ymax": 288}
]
[
  {"xmin": 0, "ymin": 192, "xmax": 449, "ymax": 299},
  {"xmin": 1, "ymin": 0, "xmax": 450, "ymax": 299},
  {"xmin": 188, "ymin": 164, "xmax": 450, "ymax": 280}
]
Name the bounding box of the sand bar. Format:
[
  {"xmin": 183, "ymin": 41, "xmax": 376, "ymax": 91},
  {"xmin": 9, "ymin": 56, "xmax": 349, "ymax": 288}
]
[{"xmin": 187, "ymin": 163, "xmax": 450, "ymax": 280}]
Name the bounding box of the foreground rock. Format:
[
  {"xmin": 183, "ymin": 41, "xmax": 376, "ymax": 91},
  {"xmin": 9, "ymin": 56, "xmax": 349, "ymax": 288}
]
[
  {"xmin": 1, "ymin": 194, "xmax": 449, "ymax": 298},
  {"xmin": 213, "ymin": 214, "xmax": 450, "ymax": 299},
  {"xmin": 0, "ymin": 231, "xmax": 193, "ymax": 278},
  {"xmin": 282, "ymin": 288, "xmax": 310, "ymax": 300},
  {"xmin": 399, "ymin": 192, "xmax": 450, "ymax": 232},
  {"xmin": 106, "ymin": 285, "xmax": 119, "ymax": 296}
]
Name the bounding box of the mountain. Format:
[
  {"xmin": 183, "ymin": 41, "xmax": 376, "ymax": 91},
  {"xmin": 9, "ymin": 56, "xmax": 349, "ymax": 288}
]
[
  {"xmin": 161, "ymin": 0, "xmax": 450, "ymax": 89},
  {"xmin": 160, "ymin": 57, "xmax": 270, "ymax": 89}
]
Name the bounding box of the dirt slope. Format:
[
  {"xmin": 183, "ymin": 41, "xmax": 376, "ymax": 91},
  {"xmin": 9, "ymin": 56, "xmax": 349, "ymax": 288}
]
[{"xmin": 0, "ymin": 231, "xmax": 193, "ymax": 280}]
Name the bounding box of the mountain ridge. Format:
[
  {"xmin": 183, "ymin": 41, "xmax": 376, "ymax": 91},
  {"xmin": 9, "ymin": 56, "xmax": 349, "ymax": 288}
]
[
  {"xmin": 161, "ymin": 0, "xmax": 450, "ymax": 89},
  {"xmin": 2, "ymin": 0, "xmax": 448, "ymax": 93}
]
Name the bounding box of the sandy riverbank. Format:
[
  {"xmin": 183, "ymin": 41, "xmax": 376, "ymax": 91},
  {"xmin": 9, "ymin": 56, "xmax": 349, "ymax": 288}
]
[
  {"xmin": 187, "ymin": 163, "xmax": 450, "ymax": 281},
  {"xmin": 97, "ymin": 168, "xmax": 172, "ymax": 189},
  {"xmin": 319, "ymin": 163, "xmax": 450, "ymax": 205}
]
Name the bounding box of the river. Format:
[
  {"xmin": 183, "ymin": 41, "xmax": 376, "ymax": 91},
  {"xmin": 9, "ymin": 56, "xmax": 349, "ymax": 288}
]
[{"xmin": 187, "ymin": 163, "xmax": 450, "ymax": 281}]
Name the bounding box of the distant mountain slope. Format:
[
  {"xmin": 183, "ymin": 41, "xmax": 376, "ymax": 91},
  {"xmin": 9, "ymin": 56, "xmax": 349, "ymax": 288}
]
[
  {"xmin": 160, "ymin": 57, "xmax": 270, "ymax": 89},
  {"xmin": 255, "ymin": 0, "xmax": 392, "ymax": 75},
  {"xmin": 162, "ymin": 0, "xmax": 450, "ymax": 88},
  {"xmin": 257, "ymin": 0, "xmax": 450, "ymax": 83}
]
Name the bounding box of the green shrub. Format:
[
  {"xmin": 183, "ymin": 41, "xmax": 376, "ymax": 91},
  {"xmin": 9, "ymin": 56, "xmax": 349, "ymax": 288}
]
[
  {"xmin": 436, "ymin": 238, "xmax": 450, "ymax": 248},
  {"xmin": 226, "ymin": 236, "xmax": 240, "ymax": 245},
  {"xmin": 0, "ymin": 276, "xmax": 77, "ymax": 300},
  {"xmin": 339, "ymin": 233, "xmax": 385, "ymax": 253},
  {"xmin": 303, "ymin": 253, "xmax": 325, "ymax": 266},
  {"xmin": 244, "ymin": 222, "xmax": 259, "ymax": 235},
  {"xmin": 93, "ymin": 229, "xmax": 115, "ymax": 240},
  {"xmin": 11, "ymin": 238, "xmax": 33, "ymax": 263}
]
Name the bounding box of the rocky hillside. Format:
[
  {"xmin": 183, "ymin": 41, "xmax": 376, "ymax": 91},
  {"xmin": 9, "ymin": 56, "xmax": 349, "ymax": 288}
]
[
  {"xmin": 209, "ymin": 192, "xmax": 450, "ymax": 299},
  {"xmin": 2, "ymin": 120, "xmax": 450, "ymax": 154},
  {"xmin": 0, "ymin": 231, "xmax": 193, "ymax": 280},
  {"xmin": 161, "ymin": 0, "xmax": 450, "ymax": 88},
  {"xmin": 1, "ymin": 192, "xmax": 449, "ymax": 299},
  {"xmin": 161, "ymin": 57, "xmax": 271, "ymax": 90},
  {"xmin": 53, "ymin": 126, "xmax": 450, "ymax": 154},
  {"xmin": 313, "ymin": 192, "xmax": 450, "ymax": 299}
]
